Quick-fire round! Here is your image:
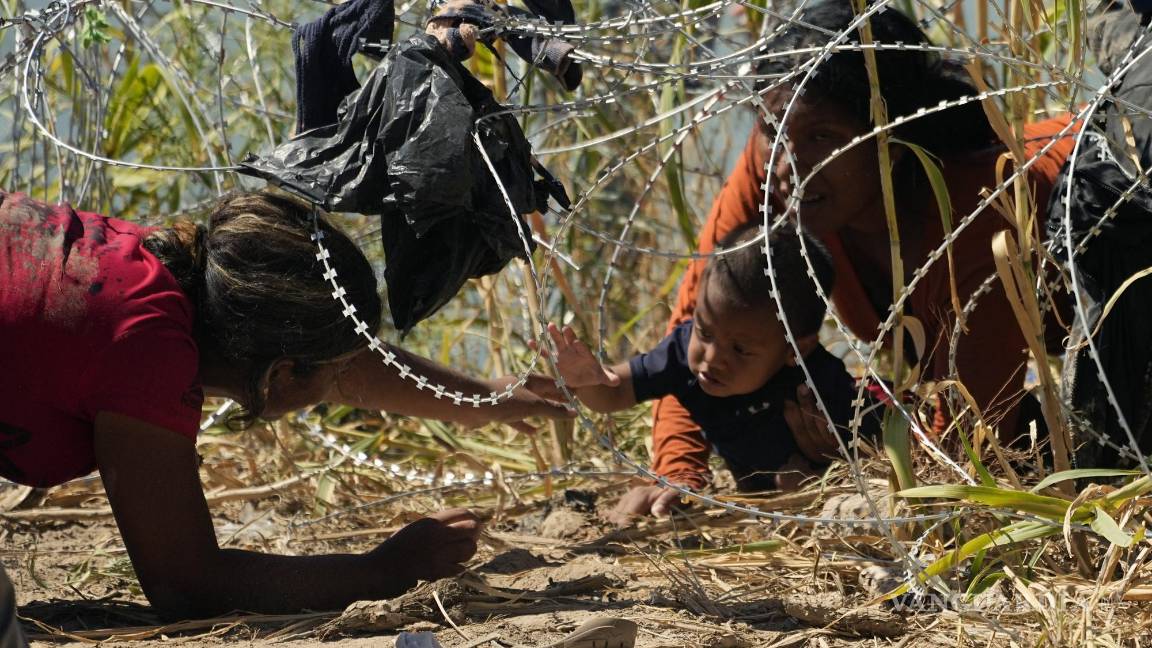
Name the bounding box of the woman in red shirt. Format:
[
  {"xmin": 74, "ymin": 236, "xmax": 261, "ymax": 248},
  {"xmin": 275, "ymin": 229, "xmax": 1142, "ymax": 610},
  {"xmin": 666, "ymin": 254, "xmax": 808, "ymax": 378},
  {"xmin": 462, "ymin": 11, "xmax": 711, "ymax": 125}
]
[
  {"xmin": 613, "ymin": 0, "xmax": 1079, "ymax": 520},
  {"xmin": 0, "ymin": 189, "xmax": 571, "ymax": 623}
]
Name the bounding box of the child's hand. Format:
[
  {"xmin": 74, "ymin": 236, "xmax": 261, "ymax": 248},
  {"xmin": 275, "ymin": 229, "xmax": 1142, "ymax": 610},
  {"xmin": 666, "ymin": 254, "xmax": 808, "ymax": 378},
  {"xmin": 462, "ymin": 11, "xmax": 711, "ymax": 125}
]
[
  {"xmin": 530, "ymin": 323, "xmax": 621, "ymax": 389},
  {"xmin": 606, "ymin": 483, "xmax": 692, "ymax": 526}
]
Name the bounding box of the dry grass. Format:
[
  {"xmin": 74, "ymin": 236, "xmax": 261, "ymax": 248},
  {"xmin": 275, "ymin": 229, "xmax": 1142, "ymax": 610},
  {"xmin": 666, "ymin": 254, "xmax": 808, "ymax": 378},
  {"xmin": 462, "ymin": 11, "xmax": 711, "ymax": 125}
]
[
  {"xmin": 2, "ymin": 0, "xmax": 1151, "ymax": 645},
  {"xmin": 2, "ymin": 406, "xmax": 1149, "ymax": 646}
]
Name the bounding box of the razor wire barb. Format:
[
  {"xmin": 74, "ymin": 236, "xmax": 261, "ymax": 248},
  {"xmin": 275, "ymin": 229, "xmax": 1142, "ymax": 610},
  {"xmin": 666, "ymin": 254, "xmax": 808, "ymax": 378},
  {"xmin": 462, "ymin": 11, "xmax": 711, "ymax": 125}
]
[{"xmin": 5, "ymin": 0, "xmax": 1152, "ymax": 603}]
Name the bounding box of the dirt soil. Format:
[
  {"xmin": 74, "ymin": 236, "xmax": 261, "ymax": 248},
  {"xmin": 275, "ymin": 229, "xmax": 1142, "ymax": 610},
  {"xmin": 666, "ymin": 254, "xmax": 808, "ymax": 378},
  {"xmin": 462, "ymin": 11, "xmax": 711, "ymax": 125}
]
[{"xmin": 0, "ymin": 476, "xmax": 1077, "ymax": 647}]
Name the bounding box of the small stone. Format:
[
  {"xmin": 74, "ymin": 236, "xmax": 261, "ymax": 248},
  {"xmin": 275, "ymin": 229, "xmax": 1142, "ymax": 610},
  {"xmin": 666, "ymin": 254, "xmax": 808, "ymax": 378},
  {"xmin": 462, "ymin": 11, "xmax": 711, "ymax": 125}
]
[
  {"xmin": 540, "ymin": 508, "xmax": 590, "ymax": 539},
  {"xmin": 817, "ymin": 491, "xmax": 889, "ymax": 537}
]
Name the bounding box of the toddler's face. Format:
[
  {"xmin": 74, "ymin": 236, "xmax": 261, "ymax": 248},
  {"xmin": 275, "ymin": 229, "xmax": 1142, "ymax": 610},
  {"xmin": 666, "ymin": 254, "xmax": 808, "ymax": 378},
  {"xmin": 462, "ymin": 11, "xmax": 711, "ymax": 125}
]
[{"xmin": 687, "ymin": 279, "xmax": 794, "ymax": 398}]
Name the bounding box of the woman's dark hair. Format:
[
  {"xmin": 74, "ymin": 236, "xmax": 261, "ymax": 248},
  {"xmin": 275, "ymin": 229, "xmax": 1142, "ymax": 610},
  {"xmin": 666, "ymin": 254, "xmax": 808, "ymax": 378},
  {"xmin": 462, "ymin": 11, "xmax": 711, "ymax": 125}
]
[
  {"xmin": 756, "ymin": 0, "xmax": 998, "ymax": 156},
  {"xmin": 143, "ymin": 189, "xmax": 383, "ymax": 423},
  {"xmin": 702, "ymin": 221, "xmax": 835, "ymax": 338}
]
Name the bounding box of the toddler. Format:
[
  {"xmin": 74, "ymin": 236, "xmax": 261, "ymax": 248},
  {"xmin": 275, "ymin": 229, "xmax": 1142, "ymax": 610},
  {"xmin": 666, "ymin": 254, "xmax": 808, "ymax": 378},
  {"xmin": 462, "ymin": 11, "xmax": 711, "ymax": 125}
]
[{"xmin": 537, "ymin": 223, "xmax": 880, "ymax": 492}]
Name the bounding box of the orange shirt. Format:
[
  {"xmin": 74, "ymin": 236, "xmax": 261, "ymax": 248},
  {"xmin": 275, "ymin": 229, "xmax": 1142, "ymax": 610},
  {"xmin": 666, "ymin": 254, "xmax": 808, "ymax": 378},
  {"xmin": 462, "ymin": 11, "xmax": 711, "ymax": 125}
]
[{"xmin": 651, "ymin": 116, "xmax": 1080, "ymax": 488}]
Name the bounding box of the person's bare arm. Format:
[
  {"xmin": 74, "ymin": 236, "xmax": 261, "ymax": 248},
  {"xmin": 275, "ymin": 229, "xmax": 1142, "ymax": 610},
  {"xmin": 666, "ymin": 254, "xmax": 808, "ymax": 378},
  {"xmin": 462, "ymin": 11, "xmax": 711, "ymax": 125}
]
[
  {"xmin": 327, "ymin": 344, "xmax": 573, "ymax": 434},
  {"xmin": 567, "ymin": 361, "xmax": 636, "ymax": 413},
  {"xmin": 95, "ymin": 412, "xmax": 479, "ymax": 619}
]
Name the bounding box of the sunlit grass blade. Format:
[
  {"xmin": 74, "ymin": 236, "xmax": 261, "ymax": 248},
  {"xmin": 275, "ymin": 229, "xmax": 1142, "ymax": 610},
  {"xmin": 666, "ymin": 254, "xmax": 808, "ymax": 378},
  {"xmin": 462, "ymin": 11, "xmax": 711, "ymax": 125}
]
[
  {"xmin": 1030, "ymin": 469, "xmax": 1142, "ymax": 493},
  {"xmin": 899, "ymin": 484, "xmax": 1071, "ymax": 520}
]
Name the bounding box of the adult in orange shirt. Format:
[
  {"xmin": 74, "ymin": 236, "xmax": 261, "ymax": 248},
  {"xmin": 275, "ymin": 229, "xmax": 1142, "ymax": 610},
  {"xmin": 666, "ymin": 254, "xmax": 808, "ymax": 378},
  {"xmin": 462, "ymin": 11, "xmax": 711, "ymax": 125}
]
[{"xmin": 613, "ymin": 0, "xmax": 1079, "ymax": 519}]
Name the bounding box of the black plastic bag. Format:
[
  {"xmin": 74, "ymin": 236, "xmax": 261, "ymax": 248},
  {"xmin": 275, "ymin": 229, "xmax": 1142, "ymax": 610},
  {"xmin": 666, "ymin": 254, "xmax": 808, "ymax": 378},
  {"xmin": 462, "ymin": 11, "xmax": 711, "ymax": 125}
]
[{"xmin": 240, "ymin": 35, "xmax": 568, "ymax": 333}]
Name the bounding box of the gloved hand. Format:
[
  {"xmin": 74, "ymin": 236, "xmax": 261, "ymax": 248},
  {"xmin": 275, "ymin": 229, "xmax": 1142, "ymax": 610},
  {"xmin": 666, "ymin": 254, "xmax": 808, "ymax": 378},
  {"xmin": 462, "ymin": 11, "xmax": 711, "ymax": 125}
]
[
  {"xmin": 424, "ymin": 0, "xmax": 582, "ymax": 89},
  {"xmin": 425, "ymin": 0, "xmax": 483, "ymax": 60}
]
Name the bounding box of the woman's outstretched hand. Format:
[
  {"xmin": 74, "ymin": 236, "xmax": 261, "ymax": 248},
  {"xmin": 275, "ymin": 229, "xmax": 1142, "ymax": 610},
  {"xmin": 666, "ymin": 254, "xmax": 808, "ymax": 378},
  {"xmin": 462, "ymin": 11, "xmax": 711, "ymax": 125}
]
[
  {"xmin": 529, "ymin": 323, "xmax": 621, "ymax": 389},
  {"xmin": 371, "ymin": 508, "xmax": 482, "ymax": 588}
]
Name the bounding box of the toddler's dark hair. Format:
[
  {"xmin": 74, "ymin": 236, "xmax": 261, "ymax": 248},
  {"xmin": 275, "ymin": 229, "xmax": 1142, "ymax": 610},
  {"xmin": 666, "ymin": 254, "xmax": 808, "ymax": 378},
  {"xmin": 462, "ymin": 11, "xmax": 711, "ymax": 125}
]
[{"xmin": 702, "ymin": 221, "xmax": 834, "ymax": 338}]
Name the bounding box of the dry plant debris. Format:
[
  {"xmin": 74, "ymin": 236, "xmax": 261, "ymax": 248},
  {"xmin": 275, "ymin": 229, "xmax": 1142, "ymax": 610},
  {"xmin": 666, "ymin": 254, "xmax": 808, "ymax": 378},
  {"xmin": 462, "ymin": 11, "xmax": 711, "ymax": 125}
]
[
  {"xmin": 3, "ymin": 434, "xmax": 1150, "ymax": 647},
  {"xmin": 3, "ymin": 0, "xmax": 1152, "ymax": 646}
]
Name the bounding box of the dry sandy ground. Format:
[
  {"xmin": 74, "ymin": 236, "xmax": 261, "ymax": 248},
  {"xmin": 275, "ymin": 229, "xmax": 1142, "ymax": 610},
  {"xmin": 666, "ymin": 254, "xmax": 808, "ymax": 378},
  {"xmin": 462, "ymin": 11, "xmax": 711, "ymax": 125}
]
[{"xmin": 0, "ymin": 480, "xmax": 1056, "ymax": 647}]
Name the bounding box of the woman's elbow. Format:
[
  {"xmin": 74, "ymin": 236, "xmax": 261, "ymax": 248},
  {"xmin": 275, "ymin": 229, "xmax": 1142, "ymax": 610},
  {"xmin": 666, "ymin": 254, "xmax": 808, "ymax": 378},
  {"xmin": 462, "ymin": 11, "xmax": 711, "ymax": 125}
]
[
  {"xmin": 142, "ymin": 583, "xmax": 205, "ymax": 620},
  {"xmin": 138, "ymin": 570, "xmax": 231, "ymax": 620}
]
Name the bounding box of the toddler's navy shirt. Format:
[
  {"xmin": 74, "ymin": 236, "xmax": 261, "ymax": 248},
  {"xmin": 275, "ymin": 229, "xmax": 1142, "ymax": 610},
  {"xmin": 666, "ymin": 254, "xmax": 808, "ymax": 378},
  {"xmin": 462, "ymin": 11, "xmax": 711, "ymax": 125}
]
[{"xmin": 629, "ymin": 321, "xmax": 880, "ymax": 491}]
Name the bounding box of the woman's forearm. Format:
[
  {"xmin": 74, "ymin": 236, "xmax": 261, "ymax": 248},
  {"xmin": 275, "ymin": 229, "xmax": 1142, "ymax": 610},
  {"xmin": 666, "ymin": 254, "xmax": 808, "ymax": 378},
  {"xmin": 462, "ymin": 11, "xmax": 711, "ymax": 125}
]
[
  {"xmin": 149, "ymin": 549, "xmax": 407, "ymax": 618},
  {"xmin": 330, "ymin": 345, "xmax": 499, "ymax": 425},
  {"xmin": 96, "ymin": 415, "xmax": 477, "ymax": 621},
  {"xmin": 329, "ymin": 345, "xmax": 572, "ymax": 431}
]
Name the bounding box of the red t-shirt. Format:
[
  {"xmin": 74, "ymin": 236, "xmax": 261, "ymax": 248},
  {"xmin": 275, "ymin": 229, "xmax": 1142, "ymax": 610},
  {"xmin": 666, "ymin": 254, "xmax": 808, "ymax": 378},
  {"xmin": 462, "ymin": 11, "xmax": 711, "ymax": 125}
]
[{"xmin": 0, "ymin": 192, "xmax": 202, "ymax": 487}]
